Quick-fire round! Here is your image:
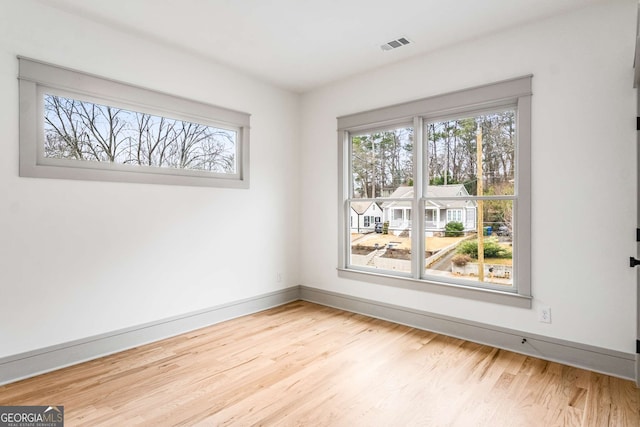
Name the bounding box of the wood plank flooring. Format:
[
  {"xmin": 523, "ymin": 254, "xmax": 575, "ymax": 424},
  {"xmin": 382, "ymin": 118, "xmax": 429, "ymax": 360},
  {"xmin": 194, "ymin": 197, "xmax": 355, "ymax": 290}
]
[{"xmin": 1, "ymin": 301, "xmax": 639, "ymax": 426}]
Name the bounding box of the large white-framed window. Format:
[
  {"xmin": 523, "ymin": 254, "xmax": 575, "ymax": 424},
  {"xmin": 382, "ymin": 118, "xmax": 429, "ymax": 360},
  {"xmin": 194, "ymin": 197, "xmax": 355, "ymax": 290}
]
[
  {"xmin": 338, "ymin": 76, "xmax": 532, "ymax": 308},
  {"xmin": 18, "ymin": 57, "xmax": 250, "ymax": 188}
]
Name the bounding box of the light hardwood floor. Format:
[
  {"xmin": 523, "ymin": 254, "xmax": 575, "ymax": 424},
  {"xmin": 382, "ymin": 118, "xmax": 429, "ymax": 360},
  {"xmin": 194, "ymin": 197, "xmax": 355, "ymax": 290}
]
[{"xmin": 1, "ymin": 301, "xmax": 639, "ymax": 426}]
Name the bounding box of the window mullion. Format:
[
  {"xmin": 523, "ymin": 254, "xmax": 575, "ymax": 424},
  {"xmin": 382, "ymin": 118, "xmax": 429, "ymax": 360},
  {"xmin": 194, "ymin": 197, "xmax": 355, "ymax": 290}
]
[
  {"xmin": 339, "ymin": 130, "xmax": 351, "ymax": 269},
  {"xmin": 412, "ymin": 116, "xmax": 424, "ymax": 280}
]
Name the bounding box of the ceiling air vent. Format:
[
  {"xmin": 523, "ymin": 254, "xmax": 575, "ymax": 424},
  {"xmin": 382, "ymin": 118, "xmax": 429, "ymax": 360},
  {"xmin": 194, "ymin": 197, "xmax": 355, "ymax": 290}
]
[{"xmin": 381, "ymin": 37, "xmax": 411, "ymax": 51}]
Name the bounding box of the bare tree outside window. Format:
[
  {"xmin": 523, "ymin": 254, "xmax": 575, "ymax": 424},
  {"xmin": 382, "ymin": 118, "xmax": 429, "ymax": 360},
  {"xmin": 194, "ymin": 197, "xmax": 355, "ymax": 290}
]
[
  {"xmin": 44, "ymin": 94, "xmax": 237, "ymax": 174},
  {"xmin": 351, "ymin": 127, "xmax": 413, "ymax": 199},
  {"xmin": 426, "ymin": 110, "xmax": 515, "ymax": 195}
]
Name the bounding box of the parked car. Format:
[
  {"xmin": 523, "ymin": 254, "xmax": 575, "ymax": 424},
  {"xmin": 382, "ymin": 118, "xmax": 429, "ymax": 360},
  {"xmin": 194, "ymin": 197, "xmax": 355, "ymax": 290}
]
[
  {"xmin": 496, "ymin": 225, "xmax": 511, "ymax": 237},
  {"xmin": 374, "ymin": 222, "xmax": 383, "ymax": 233}
]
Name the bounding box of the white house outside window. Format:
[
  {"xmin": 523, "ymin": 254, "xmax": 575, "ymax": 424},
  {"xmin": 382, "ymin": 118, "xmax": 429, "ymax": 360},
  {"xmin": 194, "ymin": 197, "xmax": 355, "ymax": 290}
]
[{"xmin": 338, "ymin": 76, "xmax": 532, "ymax": 308}]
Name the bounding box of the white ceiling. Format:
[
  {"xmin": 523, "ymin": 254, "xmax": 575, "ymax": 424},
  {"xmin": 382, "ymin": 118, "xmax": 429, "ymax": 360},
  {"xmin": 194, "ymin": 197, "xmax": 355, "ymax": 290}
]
[{"xmin": 39, "ymin": 0, "xmax": 607, "ymax": 93}]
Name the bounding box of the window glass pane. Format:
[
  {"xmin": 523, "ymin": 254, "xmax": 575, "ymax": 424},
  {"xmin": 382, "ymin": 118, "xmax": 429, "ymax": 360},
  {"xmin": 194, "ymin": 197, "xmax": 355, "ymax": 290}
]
[
  {"xmin": 44, "ymin": 94, "xmax": 237, "ymax": 174},
  {"xmin": 351, "ymin": 127, "xmax": 413, "ymax": 198},
  {"xmin": 424, "ymin": 199, "xmax": 513, "ymax": 287},
  {"xmin": 350, "ymin": 200, "xmax": 412, "ymax": 274},
  {"xmin": 426, "ymin": 110, "xmax": 515, "ymax": 196}
]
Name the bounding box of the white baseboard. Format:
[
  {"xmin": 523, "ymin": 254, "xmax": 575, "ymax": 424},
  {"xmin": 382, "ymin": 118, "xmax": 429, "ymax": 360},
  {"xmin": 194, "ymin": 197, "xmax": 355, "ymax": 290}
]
[
  {"xmin": 0, "ymin": 286, "xmax": 300, "ymax": 386},
  {"xmin": 299, "ymin": 286, "xmax": 636, "ymax": 381},
  {"xmin": 2, "ymin": 285, "xmax": 636, "ymax": 386}
]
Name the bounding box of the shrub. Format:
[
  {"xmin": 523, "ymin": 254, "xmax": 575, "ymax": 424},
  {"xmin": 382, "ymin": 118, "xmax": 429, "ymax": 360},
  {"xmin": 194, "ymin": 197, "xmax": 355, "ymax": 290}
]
[
  {"xmin": 382, "ymin": 221, "xmax": 389, "ymax": 235},
  {"xmin": 456, "ymin": 237, "xmax": 512, "ymax": 259},
  {"xmin": 444, "ymin": 221, "xmax": 464, "ymax": 237},
  {"xmin": 451, "ymin": 254, "xmax": 472, "ymax": 266}
]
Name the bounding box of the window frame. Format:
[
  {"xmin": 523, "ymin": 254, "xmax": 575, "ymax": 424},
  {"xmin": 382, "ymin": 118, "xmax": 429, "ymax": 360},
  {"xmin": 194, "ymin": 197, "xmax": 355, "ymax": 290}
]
[
  {"xmin": 18, "ymin": 57, "xmax": 250, "ymax": 188},
  {"xmin": 446, "ymin": 209, "xmax": 463, "ymax": 223},
  {"xmin": 337, "ymin": 76, "xmax": 532, "ymax": 308}
]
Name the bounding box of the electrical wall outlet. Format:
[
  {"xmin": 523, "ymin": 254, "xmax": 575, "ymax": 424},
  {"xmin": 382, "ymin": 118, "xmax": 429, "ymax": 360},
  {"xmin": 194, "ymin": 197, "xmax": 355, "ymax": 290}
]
[
  {"xmin": 538, "ymin": 306, "xmax": 551, "ymax": 323},
  {"xmin": 276, "ymin": 272, "xmax": 282, "ymax": 283}
]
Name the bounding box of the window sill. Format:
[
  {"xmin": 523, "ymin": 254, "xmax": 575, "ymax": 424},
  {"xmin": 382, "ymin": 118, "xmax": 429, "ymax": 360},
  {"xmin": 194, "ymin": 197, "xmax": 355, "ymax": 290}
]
[{"xmin": 337, "ymin": 268, "xmax": 532, "ymax": 308}]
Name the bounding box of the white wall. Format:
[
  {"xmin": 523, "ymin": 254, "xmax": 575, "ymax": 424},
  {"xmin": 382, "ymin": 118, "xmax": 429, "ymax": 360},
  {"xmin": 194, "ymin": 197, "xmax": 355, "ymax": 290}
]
[
  {"xmin": 0, "ymin": 1, "xmax": 300, "ymax": 357},
  {"xmin": 300, "ymin": 0, "xmax": 637, "ymax": 353}
]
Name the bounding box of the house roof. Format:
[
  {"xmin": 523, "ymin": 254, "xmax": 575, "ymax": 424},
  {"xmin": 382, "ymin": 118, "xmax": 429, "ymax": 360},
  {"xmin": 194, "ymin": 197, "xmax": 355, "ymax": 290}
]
[
  {"xmin": 387, "ymin": 185, "xmax": 414, "ymax": 199},
  {"xmin": 382, "ymin": 185, "xmax": 475, "ymax": 209},
  {"xmin": 384, "ymin": 184, "xmax": 471, "ymax": 200},
  {"xmin": 426, "ymin": 184, "xmax": 469, "ymax": 198},
  {"xmin": 350, "ymin": 201, "xmax": 380, "ymax": 215}
]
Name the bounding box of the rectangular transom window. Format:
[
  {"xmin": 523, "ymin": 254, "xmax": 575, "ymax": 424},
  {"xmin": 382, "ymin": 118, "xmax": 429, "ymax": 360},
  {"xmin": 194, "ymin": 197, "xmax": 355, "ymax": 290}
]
[
  {"xmin": 338, "ymin": 76, "xmax": 532, "ymax": 308},
  {"xmin": 19, "ymin": 57, "xmax": 250, "ymax": 188}
]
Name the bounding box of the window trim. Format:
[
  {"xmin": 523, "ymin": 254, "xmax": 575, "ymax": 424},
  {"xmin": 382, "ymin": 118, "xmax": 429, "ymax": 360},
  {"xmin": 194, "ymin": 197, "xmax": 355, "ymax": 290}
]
[
  {"xmin": 337, "ymin": 75, "xmax": 532, "ymax": 308},
  {"xmin": 18, "ymin": 57, "xmax": 250, "ymax": 188}
]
